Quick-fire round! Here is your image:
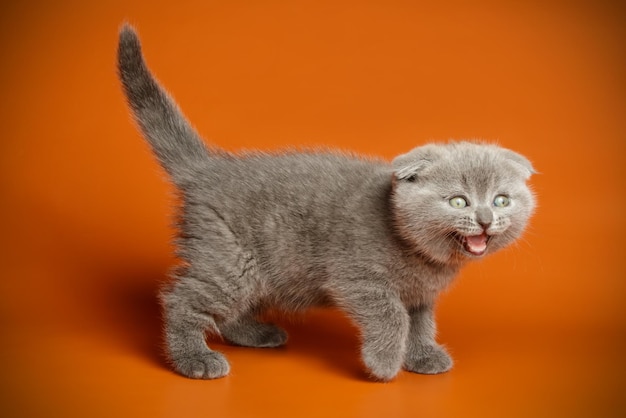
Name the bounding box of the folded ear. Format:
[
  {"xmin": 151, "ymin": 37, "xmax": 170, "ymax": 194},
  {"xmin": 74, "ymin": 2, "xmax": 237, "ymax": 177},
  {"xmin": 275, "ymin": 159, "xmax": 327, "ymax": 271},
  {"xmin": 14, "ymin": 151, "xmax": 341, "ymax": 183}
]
[
  {"xmin": 501, "ymin": 149, "xmax": 536, "ymax": 180},
  {"xmin": 392, "ymin": 144, "xmax": 444, "ymax": 180}
]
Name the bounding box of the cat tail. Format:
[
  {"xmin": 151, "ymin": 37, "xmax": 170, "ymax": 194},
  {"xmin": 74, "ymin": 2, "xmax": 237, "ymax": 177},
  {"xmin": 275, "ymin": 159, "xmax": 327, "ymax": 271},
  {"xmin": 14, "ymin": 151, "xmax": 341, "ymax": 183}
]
[{"xmin": 117, "ymin": 24, "xmax": 213, "ymax": 183}]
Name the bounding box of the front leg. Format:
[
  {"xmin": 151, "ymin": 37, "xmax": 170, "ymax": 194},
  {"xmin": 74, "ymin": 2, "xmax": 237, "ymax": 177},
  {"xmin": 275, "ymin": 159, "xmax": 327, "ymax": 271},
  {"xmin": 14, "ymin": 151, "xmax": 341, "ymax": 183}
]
[
  {"xmin": 403, "ymin": 305, "xmax": 453, "ymax": 374},
  {"xmin": 337, "ymin": 282, "xmax": 410, "ymax": 381}
]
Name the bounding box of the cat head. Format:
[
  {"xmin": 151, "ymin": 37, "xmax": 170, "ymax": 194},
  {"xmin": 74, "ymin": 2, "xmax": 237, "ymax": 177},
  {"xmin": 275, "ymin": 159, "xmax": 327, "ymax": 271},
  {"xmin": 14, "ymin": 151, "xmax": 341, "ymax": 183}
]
[{"xmin": 391, "ymin": 141, "xmax": 536, "ymax": 264}]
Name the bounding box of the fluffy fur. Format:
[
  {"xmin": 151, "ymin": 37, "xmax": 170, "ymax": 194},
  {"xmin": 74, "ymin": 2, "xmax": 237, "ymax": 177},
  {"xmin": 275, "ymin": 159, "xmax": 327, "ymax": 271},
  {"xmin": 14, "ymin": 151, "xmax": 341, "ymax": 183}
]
[{"xmin": 117, "ymin": 24, "xmax": 536, "ymax": 381}]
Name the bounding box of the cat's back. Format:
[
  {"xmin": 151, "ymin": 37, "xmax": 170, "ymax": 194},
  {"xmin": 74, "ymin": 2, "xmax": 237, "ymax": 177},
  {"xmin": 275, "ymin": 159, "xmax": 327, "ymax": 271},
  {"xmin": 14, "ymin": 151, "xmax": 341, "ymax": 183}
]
[
  {"xmin": 181, "ymin": 150, "xmax": 395, "ymax": 255},
  {"xmin": 191, "ymin": 150, "xmax": 391, "ymax": 209}
]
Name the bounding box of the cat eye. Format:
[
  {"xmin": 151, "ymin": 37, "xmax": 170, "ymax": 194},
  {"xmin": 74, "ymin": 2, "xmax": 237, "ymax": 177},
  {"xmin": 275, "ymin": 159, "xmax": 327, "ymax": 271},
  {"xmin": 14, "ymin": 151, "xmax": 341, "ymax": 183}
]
[
  {"xmin": 493, "ymin": 195, "xmax": 510, "ymax": 207},
  {"xmin": 449, "ymin": 196, "xmax": 468, "ymax": 209}
]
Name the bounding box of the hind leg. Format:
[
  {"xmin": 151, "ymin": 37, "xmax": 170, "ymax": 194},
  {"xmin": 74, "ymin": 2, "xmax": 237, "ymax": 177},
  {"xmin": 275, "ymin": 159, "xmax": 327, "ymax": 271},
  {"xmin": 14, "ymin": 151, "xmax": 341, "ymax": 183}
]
[
  {"xmin": 161, "ymin": 281, "xmax": 232, "ymax": 379},
  {"xmin": 220, "ymin": 313, "xmax": 288, "ymax": 348},
  {"xmin": 161, "ymin": 206, "xmax": 263, "ymax": 378},
  {"xmin": 161, "ymin": 256, "xmax": 258, "ymax": 379}
]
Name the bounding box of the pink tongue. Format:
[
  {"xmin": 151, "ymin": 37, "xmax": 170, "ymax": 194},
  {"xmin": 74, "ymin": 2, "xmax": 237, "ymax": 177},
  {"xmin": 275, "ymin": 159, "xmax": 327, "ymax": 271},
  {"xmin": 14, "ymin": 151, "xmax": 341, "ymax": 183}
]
[{"xmin": 466, "ymin": 233, "xmax": 488, "ymax": 254}]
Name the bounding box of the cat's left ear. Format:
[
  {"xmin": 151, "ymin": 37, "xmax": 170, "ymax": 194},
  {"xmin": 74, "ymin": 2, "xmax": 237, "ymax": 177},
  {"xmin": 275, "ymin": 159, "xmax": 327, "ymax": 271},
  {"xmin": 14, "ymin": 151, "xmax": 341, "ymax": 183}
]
[
  {"xmin": 501, "ymin": 149, "xmax": 536, "ymax": 180},
  {"xmin": 392, "ymin": 144, "xmax": 444, "ymax": 181}
]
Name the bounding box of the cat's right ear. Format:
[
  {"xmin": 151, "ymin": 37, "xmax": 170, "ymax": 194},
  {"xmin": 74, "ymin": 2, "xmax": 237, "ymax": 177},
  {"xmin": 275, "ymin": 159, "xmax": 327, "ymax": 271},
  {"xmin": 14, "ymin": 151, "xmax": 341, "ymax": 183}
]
[{"xmin": 392, "ymin": 145, "xmax": 443, "ymax": 181}]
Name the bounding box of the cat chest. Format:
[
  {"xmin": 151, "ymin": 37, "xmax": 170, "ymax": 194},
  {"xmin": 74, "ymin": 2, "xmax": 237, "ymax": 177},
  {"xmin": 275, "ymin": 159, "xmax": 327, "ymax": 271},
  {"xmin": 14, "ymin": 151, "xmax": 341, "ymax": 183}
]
[{"xmin": 393, "ymin": 265, "xmax": 458, "ymax": 307}]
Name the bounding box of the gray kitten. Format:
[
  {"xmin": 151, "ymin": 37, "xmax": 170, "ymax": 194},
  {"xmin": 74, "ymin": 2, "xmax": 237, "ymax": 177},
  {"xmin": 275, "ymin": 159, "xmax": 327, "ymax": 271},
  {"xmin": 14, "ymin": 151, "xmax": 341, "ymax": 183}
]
[{"xmin": 117, "ymin": 25, "xmax": 535, "ymax": 381}]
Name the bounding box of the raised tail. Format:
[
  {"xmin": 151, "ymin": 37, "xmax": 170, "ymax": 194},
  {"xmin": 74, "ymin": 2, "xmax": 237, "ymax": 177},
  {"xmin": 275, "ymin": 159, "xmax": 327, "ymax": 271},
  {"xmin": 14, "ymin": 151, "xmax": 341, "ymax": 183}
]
[{"xmin": 117, "ymin": 24, "xmax": 211, "ymax": 182}]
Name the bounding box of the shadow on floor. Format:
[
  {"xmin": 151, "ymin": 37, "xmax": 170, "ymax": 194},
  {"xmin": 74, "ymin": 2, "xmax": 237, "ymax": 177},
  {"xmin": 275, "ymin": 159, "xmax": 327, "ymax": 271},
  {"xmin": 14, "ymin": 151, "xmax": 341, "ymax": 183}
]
[{"xmin": 88, "ymin": 262, "xmax": 170, "ymax": 369}]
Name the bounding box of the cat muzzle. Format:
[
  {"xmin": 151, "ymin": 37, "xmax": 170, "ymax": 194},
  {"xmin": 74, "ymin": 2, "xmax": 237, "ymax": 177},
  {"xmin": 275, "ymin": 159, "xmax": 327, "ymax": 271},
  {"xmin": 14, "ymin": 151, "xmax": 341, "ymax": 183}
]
[{"xmin": 461, "ymin": 232, "xmax": 490, "ymax": 256}]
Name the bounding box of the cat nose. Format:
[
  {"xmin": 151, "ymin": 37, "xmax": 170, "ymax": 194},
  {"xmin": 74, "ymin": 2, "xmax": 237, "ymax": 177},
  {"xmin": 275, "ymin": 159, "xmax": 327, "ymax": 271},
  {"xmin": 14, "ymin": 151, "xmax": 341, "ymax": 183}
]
[{"xmin": 476, "ymin": 207, "xmax": 493, "ymax": 229}]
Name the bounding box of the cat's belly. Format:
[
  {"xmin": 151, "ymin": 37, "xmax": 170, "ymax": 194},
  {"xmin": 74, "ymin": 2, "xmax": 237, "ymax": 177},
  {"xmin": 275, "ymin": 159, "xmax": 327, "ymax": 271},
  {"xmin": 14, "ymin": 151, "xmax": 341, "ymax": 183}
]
[{"xmin": 260, "ymin": 283, "xmax": 333, "ymax": 312}]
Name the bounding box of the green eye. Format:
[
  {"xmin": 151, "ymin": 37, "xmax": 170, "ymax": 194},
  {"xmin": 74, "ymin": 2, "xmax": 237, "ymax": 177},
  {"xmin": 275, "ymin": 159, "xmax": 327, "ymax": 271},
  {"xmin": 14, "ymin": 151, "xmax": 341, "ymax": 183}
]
[
  {"xmin": 449, "ymin": 196, "xmax": 468, "ymax": 209},
  {"xmin": 494, "ymin": 195, "xmax": 510, "ymax": 207}
]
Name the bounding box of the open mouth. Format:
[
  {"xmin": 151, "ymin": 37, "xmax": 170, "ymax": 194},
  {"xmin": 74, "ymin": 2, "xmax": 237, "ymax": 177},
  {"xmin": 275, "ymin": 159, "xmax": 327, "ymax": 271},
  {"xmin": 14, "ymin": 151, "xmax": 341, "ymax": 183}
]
[{"xmin": 458, "ymin": 232, "xmax": 490, "ymax": 256}]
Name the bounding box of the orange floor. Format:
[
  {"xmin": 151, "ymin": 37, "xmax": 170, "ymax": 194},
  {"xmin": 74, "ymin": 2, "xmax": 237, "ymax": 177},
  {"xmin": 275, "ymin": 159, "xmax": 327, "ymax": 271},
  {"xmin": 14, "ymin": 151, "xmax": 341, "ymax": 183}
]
[{"xmin": 1, "ymin": 1, "xmax": 625, "ymax": 417}]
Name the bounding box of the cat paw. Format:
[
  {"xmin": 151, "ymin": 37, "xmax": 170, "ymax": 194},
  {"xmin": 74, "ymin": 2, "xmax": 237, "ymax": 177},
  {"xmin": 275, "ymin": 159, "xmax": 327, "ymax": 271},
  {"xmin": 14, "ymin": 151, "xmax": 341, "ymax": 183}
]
[
  {"xmin": 362, "ymin": 350, "xmax": 403, "ymax": 382},
  {"xmin": 172, "ymin": 350, "xmax": 230, "ymax": 379},
  {"xmin": 404, "ymin": 344, "xmax": 453, "ymax": 375},
  {"xmin": 251, "ymin": 324, "xmax": 288, "ymax": 348},
  {"xmin": 222, "ymin": 322, "xmax": 288, "ymax": 348}
]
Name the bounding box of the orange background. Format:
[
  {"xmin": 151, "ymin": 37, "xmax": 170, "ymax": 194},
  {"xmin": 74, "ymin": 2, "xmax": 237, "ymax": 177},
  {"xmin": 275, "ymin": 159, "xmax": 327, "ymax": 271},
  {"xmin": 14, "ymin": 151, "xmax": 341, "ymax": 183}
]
[{"xmin": 1, "ymin": 1, "xmax": 625, "ymax": 417}]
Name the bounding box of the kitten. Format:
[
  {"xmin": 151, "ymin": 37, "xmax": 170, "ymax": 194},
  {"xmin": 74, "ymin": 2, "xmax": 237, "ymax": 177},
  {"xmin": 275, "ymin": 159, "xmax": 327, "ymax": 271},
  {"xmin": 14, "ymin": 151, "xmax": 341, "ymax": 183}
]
[{"xmin": 117, "ymin": 24, "xmax": 536, "ymax": 381}]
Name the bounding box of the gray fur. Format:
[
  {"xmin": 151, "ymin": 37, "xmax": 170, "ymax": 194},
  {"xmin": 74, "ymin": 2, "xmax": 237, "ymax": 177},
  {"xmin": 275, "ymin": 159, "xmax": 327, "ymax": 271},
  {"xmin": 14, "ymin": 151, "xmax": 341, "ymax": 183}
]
[{"xmin": 117, "ymin": 24, "xmax": 536, "ymax": 381}]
